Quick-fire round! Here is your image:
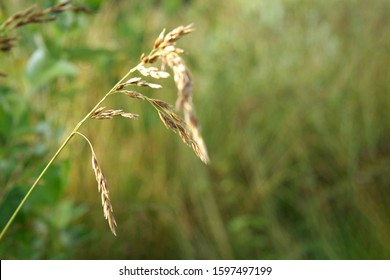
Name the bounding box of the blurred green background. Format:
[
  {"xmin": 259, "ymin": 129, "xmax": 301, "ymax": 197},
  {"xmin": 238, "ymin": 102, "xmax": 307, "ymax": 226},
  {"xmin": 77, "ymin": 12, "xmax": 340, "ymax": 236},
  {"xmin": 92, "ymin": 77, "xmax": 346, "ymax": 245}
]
[{"xmin": 1, "ymin": 0, "xmax": 390, "ymax": 259}]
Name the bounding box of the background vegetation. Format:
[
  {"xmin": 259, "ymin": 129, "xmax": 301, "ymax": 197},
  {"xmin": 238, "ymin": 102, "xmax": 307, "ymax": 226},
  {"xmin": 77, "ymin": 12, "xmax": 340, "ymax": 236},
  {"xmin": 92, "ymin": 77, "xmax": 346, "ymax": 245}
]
[{"xmin": 1, "ymin": 0, "xmax": 389, "ymax": 259}]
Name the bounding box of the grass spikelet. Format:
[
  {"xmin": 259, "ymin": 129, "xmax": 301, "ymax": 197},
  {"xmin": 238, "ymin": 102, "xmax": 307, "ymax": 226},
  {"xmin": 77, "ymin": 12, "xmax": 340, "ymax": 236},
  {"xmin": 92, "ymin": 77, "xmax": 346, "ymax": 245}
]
[
  {"xmin": 91, "ymin": 153, "xmax": 117, "ymax": 236},
  {"xmin": 121, "ymin": 90, "xmax": 145, "ymax": 100},
  {"xmin": 91, "ymin": 107, "xmax": 139, "ymax": 120},
  {"xmin": 163, "ymin": 52, "xmax": 210, "ymax": 163},
  {"xmin": 117, "ymin": 77, "xmax": 162, "ymax": 89},
  {"xmin": 75, "ymin": 132, "xmax": 117, "ymax": 236},
  {"xmin": 137, "ymin": 65, "xmax": 170, "ymax": 79}
]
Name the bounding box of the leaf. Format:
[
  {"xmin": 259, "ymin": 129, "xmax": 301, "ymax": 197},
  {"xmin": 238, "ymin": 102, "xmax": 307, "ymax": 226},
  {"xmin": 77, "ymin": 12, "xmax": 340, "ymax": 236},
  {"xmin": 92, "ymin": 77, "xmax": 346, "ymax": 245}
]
[
  {"xmin": 25, "ymin": 47, "xmax": 48, "ymax": 81},
  {"xmin": 26, "ymin": 57, "xmax": 79, "ymax": 88},
  {"xmin": 25, "ymin": 44, "xmax": 79, "ymax": 88},
  {"xmin": 0, "ymin": 103, "xmax": 13, "ymax": 140},
  {"xmin": 22, "ymin": 162, "xmax": 70, "ymax": 208}
]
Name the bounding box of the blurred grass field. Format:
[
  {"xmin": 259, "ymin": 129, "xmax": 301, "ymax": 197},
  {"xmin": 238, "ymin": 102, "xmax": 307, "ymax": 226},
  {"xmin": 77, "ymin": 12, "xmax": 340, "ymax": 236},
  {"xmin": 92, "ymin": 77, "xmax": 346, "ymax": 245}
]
[{"xmin": 1, "ymin": 0, "xmax": 390, "ymax": 259}]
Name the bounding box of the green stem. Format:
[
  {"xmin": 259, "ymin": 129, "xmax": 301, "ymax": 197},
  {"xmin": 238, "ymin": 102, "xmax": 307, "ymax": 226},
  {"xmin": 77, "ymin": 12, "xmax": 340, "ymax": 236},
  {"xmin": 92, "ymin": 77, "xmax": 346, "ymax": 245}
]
[
  {"xmin": 0, "ymin": 64, "xmax": 141, "ymax": 241},
  {"xmin": 74, "ymin": 132, "xmax": 96, "ymax": 155}
]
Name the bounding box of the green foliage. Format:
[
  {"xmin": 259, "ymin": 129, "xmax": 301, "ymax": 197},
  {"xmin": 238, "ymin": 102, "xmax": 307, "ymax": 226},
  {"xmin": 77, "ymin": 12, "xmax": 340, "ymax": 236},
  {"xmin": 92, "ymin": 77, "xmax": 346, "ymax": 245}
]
[
  {"xmin": 0, "ymin": 1, "xmax": 91, "ymax": 258},
  {"xmin": 25, "ymin": 45, "xmax": 79, "ymax": 88},
  {"xmin": 1, "ymin": 0, "xmax": 390, "ymax": 259},
  {"xmin": 0, "ymin": 90, "xmax": 87, "ymax": 258}
]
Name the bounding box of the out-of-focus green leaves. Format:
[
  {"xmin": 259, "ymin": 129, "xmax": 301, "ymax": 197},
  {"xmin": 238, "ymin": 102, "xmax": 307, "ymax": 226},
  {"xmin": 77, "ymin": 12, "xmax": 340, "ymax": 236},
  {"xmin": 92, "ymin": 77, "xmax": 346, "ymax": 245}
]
[
  {"xmin": 27, "ymin": 58, "xmax": 78, "ymax": 87},
  {"xmin": 22, "ymin": 162, "xmax": 69, "ymax": 208},
  {"xmin": 25, "ymin": 41, "xmax": 78, "ymax": 88},
  {"xmin": 0, "ymin": 93, "xmax": 13, "ymax": 138},
  {"xmin": 0, "ymin": 0, "xmax": 92, "ymax": 259}
]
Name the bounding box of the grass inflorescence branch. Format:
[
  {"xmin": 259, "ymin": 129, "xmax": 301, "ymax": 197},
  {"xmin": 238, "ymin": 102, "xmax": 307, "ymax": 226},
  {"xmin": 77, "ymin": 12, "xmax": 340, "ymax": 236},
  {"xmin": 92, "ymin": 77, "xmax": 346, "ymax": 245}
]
[{"xmin": 0, "ymin": 22, "xmax": 209, "ymax": 239}]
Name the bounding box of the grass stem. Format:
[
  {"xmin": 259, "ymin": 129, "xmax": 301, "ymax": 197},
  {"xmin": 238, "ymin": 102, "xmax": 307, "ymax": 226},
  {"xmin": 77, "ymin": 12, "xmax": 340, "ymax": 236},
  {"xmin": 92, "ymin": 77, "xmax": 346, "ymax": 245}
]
[{"xmin": 0, "ymin": 65, "xmax": 139, "ymax": 241}]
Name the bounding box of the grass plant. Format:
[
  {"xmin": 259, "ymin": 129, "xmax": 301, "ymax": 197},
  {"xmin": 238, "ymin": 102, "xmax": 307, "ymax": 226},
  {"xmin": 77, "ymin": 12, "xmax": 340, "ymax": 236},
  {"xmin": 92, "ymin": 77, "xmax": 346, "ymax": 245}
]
[
  {"xmin": 1, "ymin": 0, "xmax": 389, "ymax": 260},
  {"xmin": 0, "ymin": 2, "xmax": 208, "ymax": 239}
]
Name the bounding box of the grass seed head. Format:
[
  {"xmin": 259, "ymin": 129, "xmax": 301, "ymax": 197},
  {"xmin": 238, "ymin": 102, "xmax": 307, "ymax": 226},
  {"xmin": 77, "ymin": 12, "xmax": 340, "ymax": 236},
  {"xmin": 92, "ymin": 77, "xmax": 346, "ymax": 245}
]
[{"xmin": 91, "ymin": 153, "xmax": 117, "ymax": 236}]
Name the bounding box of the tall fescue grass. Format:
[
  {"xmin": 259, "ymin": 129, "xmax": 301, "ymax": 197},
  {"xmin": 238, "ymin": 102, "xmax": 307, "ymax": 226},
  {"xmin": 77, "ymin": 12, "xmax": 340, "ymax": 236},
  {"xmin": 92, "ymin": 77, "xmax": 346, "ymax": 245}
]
[{"xmin": 1, "ymin": 0, "xmax": 390, "ymax": 259}]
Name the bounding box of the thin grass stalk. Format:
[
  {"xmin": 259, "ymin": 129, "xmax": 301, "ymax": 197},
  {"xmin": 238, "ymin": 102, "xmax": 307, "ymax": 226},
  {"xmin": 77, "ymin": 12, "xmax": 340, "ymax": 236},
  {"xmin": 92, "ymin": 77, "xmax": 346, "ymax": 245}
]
[{"xmin": 0, "ymin": 65, "xmax": 141, "ymax": 240}]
